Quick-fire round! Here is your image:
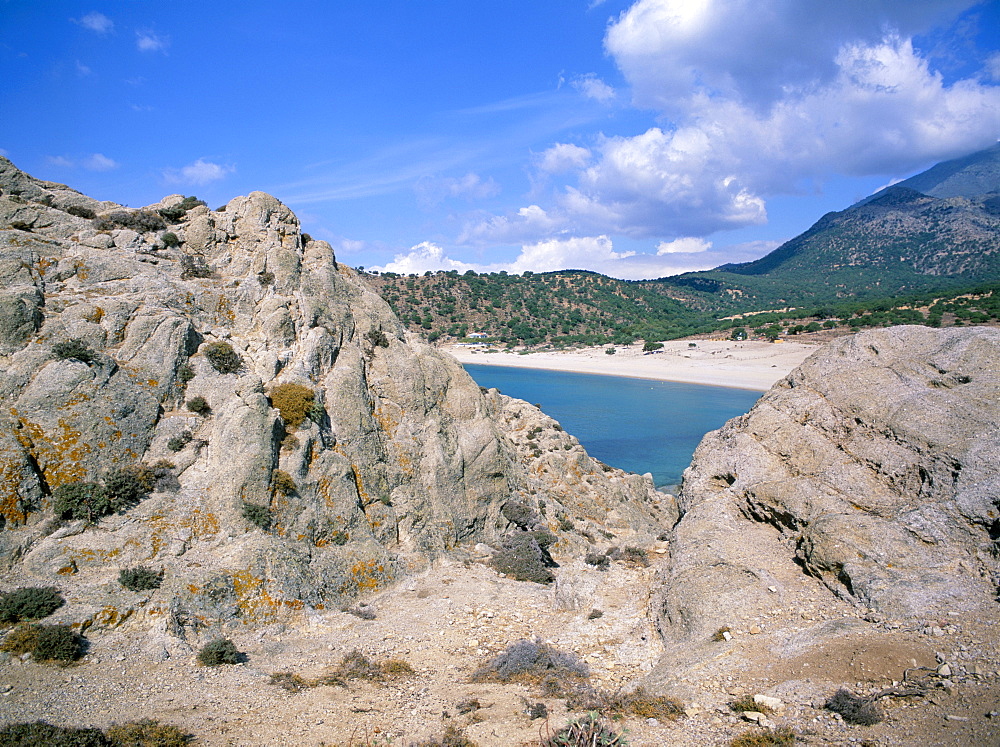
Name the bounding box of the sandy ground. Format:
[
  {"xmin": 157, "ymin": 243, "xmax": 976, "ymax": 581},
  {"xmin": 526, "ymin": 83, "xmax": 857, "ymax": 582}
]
[{"xmin": 444, "ymin": 340, "xmax": 819, "ymax": 391}]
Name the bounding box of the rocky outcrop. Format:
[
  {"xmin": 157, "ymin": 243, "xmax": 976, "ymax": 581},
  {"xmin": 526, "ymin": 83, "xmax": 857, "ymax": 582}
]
[
  {"xmin": 655, "ymin": 326, "xmax": 1000, "ymax": 649},
  {"xmin": 0, "ymin": 158, "xmax": 666, "ymax": 635}
]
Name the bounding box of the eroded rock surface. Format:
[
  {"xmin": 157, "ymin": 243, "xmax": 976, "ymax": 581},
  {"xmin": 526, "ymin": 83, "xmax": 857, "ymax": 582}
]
[
  {"xmin": 655, "ymin": 325, "xmax": 999, "ymax": 650},
  {"xmin": 0, "ymin": 157, "xmax": 665, "ymax": 637}
]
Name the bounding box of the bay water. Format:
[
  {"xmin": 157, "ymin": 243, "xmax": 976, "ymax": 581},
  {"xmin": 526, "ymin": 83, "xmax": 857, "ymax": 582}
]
[{"xmin": 463, "ymin": 363, "xmax": 762, "ymax": 491}]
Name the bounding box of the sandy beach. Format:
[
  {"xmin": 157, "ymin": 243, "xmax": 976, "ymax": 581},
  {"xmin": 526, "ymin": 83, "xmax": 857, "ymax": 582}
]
[{"xmin": 444, "ymin": 339, "xmax": 820, "ymax": 391}]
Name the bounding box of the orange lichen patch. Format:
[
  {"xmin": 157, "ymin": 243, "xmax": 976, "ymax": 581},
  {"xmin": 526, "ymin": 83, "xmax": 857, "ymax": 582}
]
[
  {"xmin": 230, "ymin": 570, "xmax": 304, "ymax": 622},
  {"xmin": 11, "ymin": 411, "xmax": 91, "ymax": 489},
  {"xmin": 82, "ymin": 306, "xmax": 105, "ymax": 323},
  {"xmin": 350, "ymin": 465, "xmax": 371, "ymax": 504},
  {"xmin": 187, "ymin": 584, "xmax": 200, "ymax": 595},
  {"xmin": 180, "ymin": 508, "xmax": 220, "ymax": 538},
  {"xmin": 316, "ymin": 477, "xmax": 337, "ymax": 509},
  {"xmin": 0, "ymin": 459, "xmax": 31, "ymax": 526},
  {"xmin": 372, "ymin": 404, "xmax": 400, "ymax": 438},
  {"xmin": 338, "ymin": 559, "xmax": 387, "ymax": 595},
  {"xmin": 56, "ymin": 560, "xmax": 79, "ymax": 575},
  {"xmin": 36, "ymin": 256, "xmax": 56, "ymax": 275},
  {"xmin": 213, "ymin": 293, "xmax": 236, "ymax": 323},
  {"xmin": 74, "ymin": 259, "xmax": 90, "ymax": 280}
]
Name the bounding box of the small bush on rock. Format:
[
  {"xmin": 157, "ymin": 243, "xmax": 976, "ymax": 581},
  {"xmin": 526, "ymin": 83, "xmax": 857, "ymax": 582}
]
[
  {"xmin": 0, "ymin": 721, "xmax": 108, "ymax": 746},
  {"xmin": 66, "ymin": 205, "xmax": 97, "ymax": 219},
  {"xmin": 501, "ymin": 500, "xmax": 538, "ymax": 529},
  {"xmin": 166, "ymin": 432, "xmax": 192, "ymax": 452},
  {"xmin": 94, "ymin": 210, "xmax": 166, "ymax": 233},
  {"xmin": 203, "ymin": 341, "xmax": 240, "ymax": 374},
  {"xmin": 270, "ymin": 671, "xmax": 310, "ymax": 692},
  {"xmin": 102, "ymin": 467, "xmax": 151, "ymax": 510},
  {"xmin": 2, "ymin": 623, "xmax": 83, "ymax": 663},
  {"xmin": 270, "ymin": 469, "xmax": 296, "ymax": 497},
  {"xmin": 365, "ymin": 328, "xmax": 390, "ymax": 348},
  {"xmin": 197, "ymin": 638, "xmax": 242, "ymax": 666},
  {"xmin": 51, "ymin": 339, "xmax": 98, "ymax": 364},
  {"xmin": 53, "ymin": 482, "xmax": 110, "ymax": 522},
  {"xmin": 179, "ymin": 255, "xmax": 212, "ymax": 279},
  {"xmin": 185, "ymin": 396, "xmax": 210, "ymax": 416},
  {"xmin": 242, "ymin": 503, "xmax": 271, "ymax": 530},
  {"xmin": 0, "ymin": 586, "xmax": 64, "ymax": 622},
  {"xmin": 118, "ymin": 567, "xmax": 162, "ymax": 592},
  {"xmin": 160, "ymin": 232, "xmax": 181, "ymax": 248},
  {"xmin": 584, "ymin": 552, "xmax": 609, "ymax": 570},
  {"xmin": 269, "ymin": 383, "xmax": 315, "ymax": 429}
]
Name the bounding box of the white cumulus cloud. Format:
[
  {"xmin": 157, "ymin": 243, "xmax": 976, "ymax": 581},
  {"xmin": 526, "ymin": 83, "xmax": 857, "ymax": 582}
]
[
  {"xmin": 75, "ymin": 12, "xmax": 113, "ymax": 34},
  {"xmin": 657, "ymin": 237, "xmax": 712, "ymax": 254},
  {"xmin": 572, "ymin": 73, "xmax": 616, "ymax": 103},
  {"xmin": 163, "ymin": 158, "xmax": 234, "ymax": 186},
  {"xmin": 537, "ymin": 143, "xmax": 591, "ymax": 174}
]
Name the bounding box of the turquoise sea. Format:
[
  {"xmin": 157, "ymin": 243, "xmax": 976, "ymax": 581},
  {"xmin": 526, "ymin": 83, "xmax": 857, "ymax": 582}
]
[{"xmin": 463, "ymin": 364, "xmax": 762, "ymax": 491}]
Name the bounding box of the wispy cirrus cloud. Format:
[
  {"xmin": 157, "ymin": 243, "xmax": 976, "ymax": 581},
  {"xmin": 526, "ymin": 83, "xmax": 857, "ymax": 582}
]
[
  {"xmin": 46, "ymin": 153, "xmax": 119, "ymax": 171},
  {"xmin": 136, "ymin": 31, "xmax": 169, "ymax": 53}
]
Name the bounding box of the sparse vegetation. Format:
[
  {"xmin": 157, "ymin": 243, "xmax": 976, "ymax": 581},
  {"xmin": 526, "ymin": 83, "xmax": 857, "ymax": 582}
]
[
  {"xmin": 185, "ymin": 396, "xmax": 210, "ymax": 416},
  {"xmin": 257, "ymin": 270, "xmax": 275, "ymax": 285},
  {"xmin": 584, "ymin": 552, "xmax": 610, "ymax": 570},
  {"xmin": 51, "ymin": 338, "xmax": 98, "ymax": 364},
  {"xmin": 160, "ymin": 232, "xmax": 181, "ymax": 248},
  {"xmin": 197, "ymin": 638, "xmax": 242, "ymax": 666},
  {"xmin": 541, "ymin": 714, "xmax": 626, "ymax": 747},
  {"xmin": 826, "ymin": 688, "xmax": 883, "ymax": 725},
  {"xmin": 365, "ymin": 328, "xmax": 389, "ymax": 348},
  {"xmin": 1, "ymin": 623, "xmax": 83, "ymax": 663},
  {"xmin": 344, "ymin": 605, "xmax": 376, "ymax": 620},
  {"xmin": 712, "ymin": 626, "xmax": 732, "ymax": 642},
  {"xmin": 269, "ymin": 383, "xmax": 315, "ymax": 429},
  {"xmin": 0, "ymin": 721, "xmax": 108, "ymax": 746},
  {"xmin": 489, "ymin": 532, "xmax": 556, "ymax": 584},
  {"xmin": 269, "ymin": 671, "xmax": 310, "ymax": 692},
  {"xmin": 270, "ymin": 469, "xmax": 296, "ymax": 496},
  {"xmin": 729, "ymin": 694, "xmax": 768, "ymax": 713},
  {"xmin": 94, "ymin": 210, "xmax": 166, "ymax": 233},
  {"xmin": 157, "ymin": 196, "xmax": 207, "ymax": 222},
  {"xmin": 52, "ymin": 466, "xmax": 153, "ymax": 522},
  {"xmin": 242, "ymin": 502, "xmax": 271, "ymax": 530},
  {"xmin": 167, "ymin": 431, "xmax": 192, "ymax": 452},
  {"xmin": 177, "ymin": 365, "xmax": 195, "ymax": 384},
  {"xmin": 500, "ymin": 500, "xmax": 538, "ymax": 529},
  {"xmin": 179, "ymin": 255, "xmax": 212, "ymax": 279},
  {"xmin": 118, "ymin": 566, "xmax": 162, "ymax": 592},
  {"xmin": 106, "ymin": 719, "xmax": 192, "ymax": 746},
  {"xmin": 66, "ymin": 205, "xmax": 97, "ymax": 219},
  {"xmin": 472, "ymin": 639, "xmax": 588, "ymax": 696},
  {"xmin": 203, "ymin": 341, "xmax": 241, "ymax": 373},
  {"xmin": 410, "ymin": 725, "xmax": 478, "ymax": 747},
  {"xmin": 0, "ymin": 586, "xmax": 64, "ymax": 623},
  {"xmin": 730, "ymin": 726, "xmax": 796, "ymax": 747}
]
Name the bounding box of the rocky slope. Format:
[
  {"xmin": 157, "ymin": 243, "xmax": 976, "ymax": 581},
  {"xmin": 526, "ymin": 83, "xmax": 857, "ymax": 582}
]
[{"xmin": 0, "ymin": 157, "xmax": 666, "ymax": 644}]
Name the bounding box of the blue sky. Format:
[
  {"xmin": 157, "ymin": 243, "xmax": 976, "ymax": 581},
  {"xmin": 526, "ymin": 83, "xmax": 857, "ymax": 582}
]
[{"xmin": 2, "ymin": 1, "xmax": 999, "ymax": 280}]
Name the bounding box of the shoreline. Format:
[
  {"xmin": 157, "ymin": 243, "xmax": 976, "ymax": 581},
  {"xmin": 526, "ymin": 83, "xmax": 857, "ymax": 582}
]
[{"xmin": 443, "ymin": 339, "xmax": 819, "ymax": 391}]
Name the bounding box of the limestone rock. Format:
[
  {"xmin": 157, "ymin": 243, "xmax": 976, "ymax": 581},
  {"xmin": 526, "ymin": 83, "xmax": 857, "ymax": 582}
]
[
  {"xmin": 0, "ymin": 157, "xmax": 667, "ymax": 632},
  {"xmin": 656, "ymin": 326, "xmax": 1000, "ymax": 648}
]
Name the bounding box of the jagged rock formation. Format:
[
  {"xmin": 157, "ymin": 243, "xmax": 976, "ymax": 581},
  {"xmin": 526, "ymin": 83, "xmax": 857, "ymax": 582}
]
[
  {"xmin": 656, "ymin": 325, "xmax": 1000, "ymax": 648},
  {"xmin": 0, "ymin": 157, "xmax": 666, "ymax": 636}
]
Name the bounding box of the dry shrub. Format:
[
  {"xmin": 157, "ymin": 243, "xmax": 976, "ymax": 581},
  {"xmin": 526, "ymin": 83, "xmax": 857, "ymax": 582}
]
[
  {"xmin": 318, "ymin": 649, "xmax": 415, "ymax": 687},
  {"xmin": 0, "ymin": 721, "xmax": 107, "ymax": 746},
  {"xmin": 269, "ymin": 672, "xmax": 310, "ymax": 693},
  {"xmin": 730, "ymin": 726, "xmax": 796, "ymax": 747},
  {"xmin": 271, "ymin": 469, "xmax": 297, "ymax": 496},
  {"xmin": 410, "ymin": 725, "xmax": 477, "ymax": 747},
  {"xmin": 106, "ymin": 719, "xmax": 191, "ymax": 746},
  {"xmin": 489, "ymin": 533, "xmax": 556, "ymax": 584},
  {"xmin": 566, "ymin": 685, "xmax": 684, "ymax": 721},
  {"xmin": 826, "ymin": 688, "xmax": 883, "ymax": 725},
  {"xmin": 269, "ymin": 382, "xmax": 315, "ymax": 429},
  {"xmin": 472, "ymin": 639, "xmax": 588, "ymax": 696},
  {"xmin": 1, "ymin": 623, "xmax": 83, "ymax": 663}
]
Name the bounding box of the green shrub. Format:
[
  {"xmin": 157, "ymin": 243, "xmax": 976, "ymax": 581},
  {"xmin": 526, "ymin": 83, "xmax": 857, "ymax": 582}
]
[
  {"xmin": 0, "ymin": 721, "xmax": 109, "ymax": 746},
  {"xmin": 242, "ymin": 503, "xmax": 271, "ymax": 530},
  {"xmin": 203, "ymin": 341, "xmax": 240, "ymax": 374},
  {"xmin": 584, "ymin": 552, "xmax": 610, "ymax": 570},
  {"xmin": 489, "ymin": 532, "xmax": 555, "ymax": 584},
  {"xmin": 101, "ymin": 467, "xmax": 150, "ymax": 511},
  {"xmin": 269, "ymin": 383, "xmax": 315, "ymax": 429},
  {"xmin": 2, "ymin": 623, "xmax": 83, "ymax": 663},
  {"xmin": 500, "ymin": 500, "xmax": 538, "ymax": 529},
  {"xmin": 53, "ymin": 482, "xmax": 110, "ymax": 522},
  {"xmin": 0, "ymin": 587, "xmax": 64, "ymax": 623},
  {"xmin": 118, "ymin": 567, "xmax": 162, "ymax": 592},
  {"xmin": 51, "ymin": 339, "xmax": 98, "ymax": 364},
  {"xmin": 166, "ymin": 432, "xmax": 192, "ymax": 452},
  {"xmin": 197, "ymin": 638, "xmax": 242, "ymax": 666},
  {"xmin": 93, "ymin": 210, "xmax": 166, "ymax": 233},
  {"xmin": 66, "ymin": 205, "xmax": 97, "ymax": 220},
  {"xmin": 177, "ymin": 365, "xmax": 195, "ymax": 384},
  {"xmin": 105, "ymin": 719, "xmax": 191, "ymax": 747},
  {"xmin": 257, "ymin": 271, "xmax": 275, "ymax": 286},
  {"xmin": 271, "ymin": 469, "xmax": 296, "ymax": 496},
  {"xmin": 185, "ymin": 396, "xmax": 210, "ymax": 416},
  {"xmin": 365, "ymin": 328, "xmax": 389, "ymax": 348},
  {"xmin": 160, "ymin": 232, "xmax": 181, "ymax": 248}
]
